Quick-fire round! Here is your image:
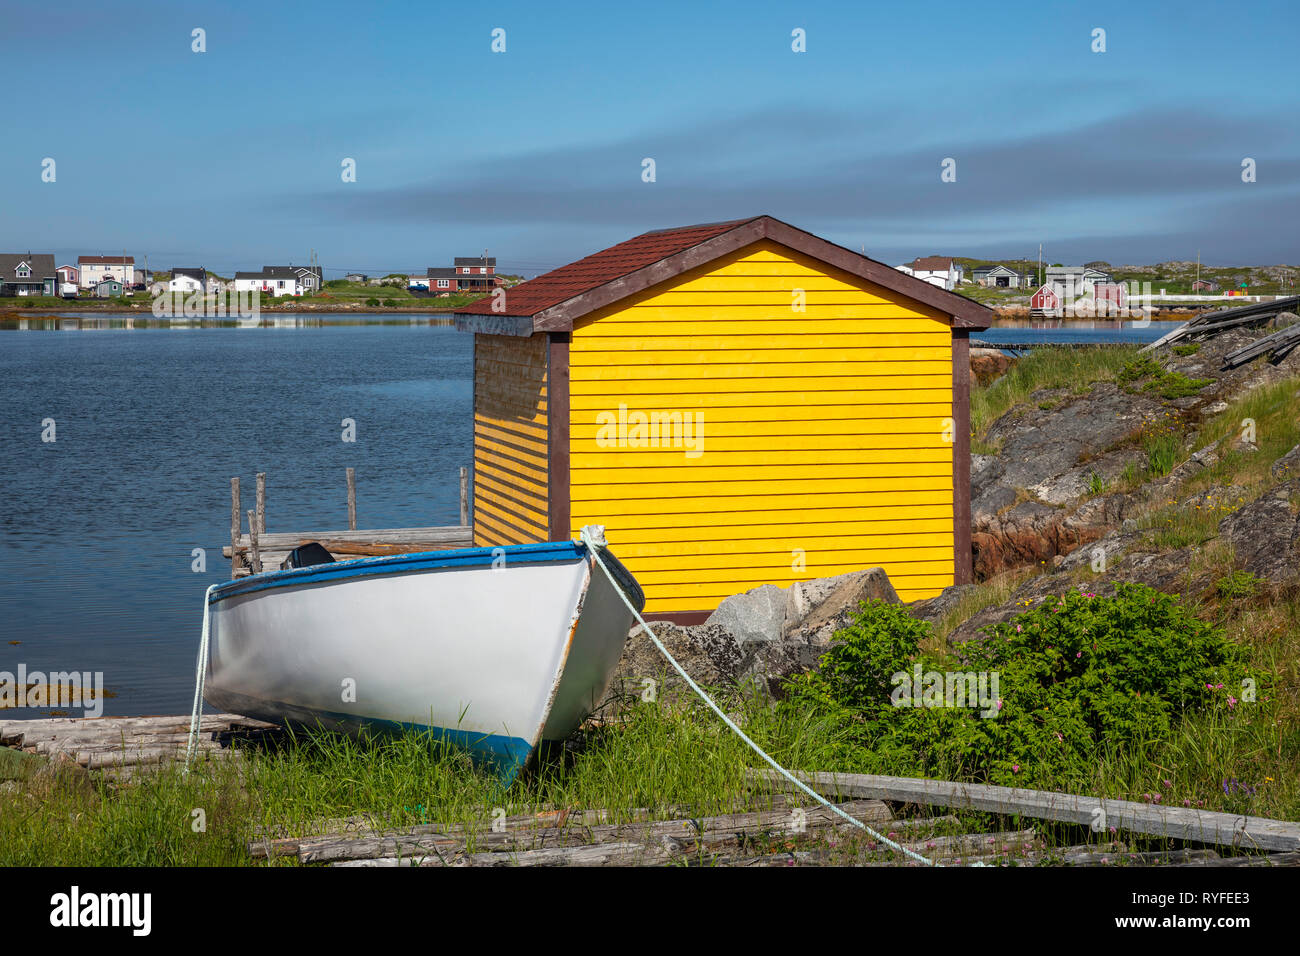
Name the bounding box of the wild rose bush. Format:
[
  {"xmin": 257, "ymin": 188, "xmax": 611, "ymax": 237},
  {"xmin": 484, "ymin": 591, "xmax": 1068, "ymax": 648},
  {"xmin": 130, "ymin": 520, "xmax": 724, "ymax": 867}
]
[{"xmin": 782, "ymin": 584, "xmax": 1263, "ymax": 787}]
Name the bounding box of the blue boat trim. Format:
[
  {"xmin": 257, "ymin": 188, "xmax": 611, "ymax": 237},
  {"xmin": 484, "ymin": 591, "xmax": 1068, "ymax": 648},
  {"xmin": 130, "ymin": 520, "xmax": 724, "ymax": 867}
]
[{"xmin": 210, "ymin": 539, "xmax": 587, "ymax": 604}]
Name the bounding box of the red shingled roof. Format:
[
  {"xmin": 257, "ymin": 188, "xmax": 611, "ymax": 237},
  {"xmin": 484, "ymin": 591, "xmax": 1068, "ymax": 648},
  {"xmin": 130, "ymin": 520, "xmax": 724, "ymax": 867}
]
[
  {"xmin": 456, "ymin": 215, "xmax": 991, "ymax": 331},
  {"xmin": 458, "ymin": 218, "xmax": 758, "ymax": 317}
]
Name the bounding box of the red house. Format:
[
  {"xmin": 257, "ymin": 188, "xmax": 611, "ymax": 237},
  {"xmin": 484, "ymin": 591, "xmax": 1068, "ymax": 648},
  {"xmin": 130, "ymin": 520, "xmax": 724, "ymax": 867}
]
[{"xmin": 1030, "ymin": 284, "xmax": 1060, "ymax": 316}]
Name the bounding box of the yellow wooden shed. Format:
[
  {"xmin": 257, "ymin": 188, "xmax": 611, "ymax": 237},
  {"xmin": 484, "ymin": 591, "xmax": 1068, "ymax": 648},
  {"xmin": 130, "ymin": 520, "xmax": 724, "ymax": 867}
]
[{"xmin": 455, "ymin": 216, "xmax": 992, "ymax": 622}]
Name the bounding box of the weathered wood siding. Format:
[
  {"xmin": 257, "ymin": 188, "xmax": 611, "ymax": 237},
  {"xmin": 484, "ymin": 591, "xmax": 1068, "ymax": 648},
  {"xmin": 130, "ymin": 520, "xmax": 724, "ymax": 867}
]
[
  {"xmin": 568, "ymin": 241, "xmax": 955, "ymax": 612},
  {"xmin": 473, "ymin": 333, "xmax": 549, "ymax": 546}
]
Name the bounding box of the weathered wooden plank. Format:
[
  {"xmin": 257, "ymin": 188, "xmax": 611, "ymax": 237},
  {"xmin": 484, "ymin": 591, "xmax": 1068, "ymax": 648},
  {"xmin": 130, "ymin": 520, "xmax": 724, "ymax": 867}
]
[
  {"xmin": 296, "ymin": 799, "xmax": 892, "ymax": 864},
  {"xmin": 749, "ymin": 769, "xmax": 1300, "ymax": 851}
]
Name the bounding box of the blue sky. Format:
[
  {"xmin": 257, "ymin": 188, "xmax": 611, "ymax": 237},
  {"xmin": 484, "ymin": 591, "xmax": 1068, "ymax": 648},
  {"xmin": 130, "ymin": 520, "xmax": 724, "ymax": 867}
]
[{"xmin": 2, "ymin": 0, "xmax": 1297, "ymax": 276}]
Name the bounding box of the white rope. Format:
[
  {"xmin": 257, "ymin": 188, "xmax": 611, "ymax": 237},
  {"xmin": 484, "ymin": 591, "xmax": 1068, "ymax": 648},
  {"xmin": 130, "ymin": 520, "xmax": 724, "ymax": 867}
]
[
  {"xmin": 184, "ymin": 584, "xmax": 219, "ymax": 773},
  {"xmin": 580, "ymin": 528, "xmax": 938, "ymax": 867}
]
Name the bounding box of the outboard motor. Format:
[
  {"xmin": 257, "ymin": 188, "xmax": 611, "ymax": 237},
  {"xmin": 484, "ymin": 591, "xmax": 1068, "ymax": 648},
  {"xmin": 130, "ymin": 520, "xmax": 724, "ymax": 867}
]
[{"xmin": 280, "ymin": 542, "xmax": 337, "ymax": 570}]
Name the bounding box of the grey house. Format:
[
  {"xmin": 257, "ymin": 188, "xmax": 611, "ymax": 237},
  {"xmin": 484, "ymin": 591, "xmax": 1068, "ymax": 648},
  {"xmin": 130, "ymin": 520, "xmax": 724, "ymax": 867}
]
[
  {"xmin": 972, "ymin": 264, "xmax": 1032, "ymax": 288},
  {"xmin": 0, "ymin": 253, "xmax": 57, "ymax": 296}
]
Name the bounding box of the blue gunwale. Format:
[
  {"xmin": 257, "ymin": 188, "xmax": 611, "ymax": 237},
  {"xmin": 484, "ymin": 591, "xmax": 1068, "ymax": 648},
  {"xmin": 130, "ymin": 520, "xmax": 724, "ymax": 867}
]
[{"xmin": 209, "ymin": 539, "xmax": 586, "ymax": 605}]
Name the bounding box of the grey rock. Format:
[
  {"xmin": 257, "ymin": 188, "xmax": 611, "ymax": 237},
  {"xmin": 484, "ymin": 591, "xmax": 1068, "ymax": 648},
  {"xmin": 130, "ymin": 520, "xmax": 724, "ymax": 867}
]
[
  {"xmin": 705, "ymin": 583, "xmax": 787, "ymax": 645},
  {"xmin": 1217, "ymin": 480, "xmax": 1300, "ymax": 583},
  {"xmin": 1271, "ymin": 444, "xmax": 1300, "ymax": 481}
]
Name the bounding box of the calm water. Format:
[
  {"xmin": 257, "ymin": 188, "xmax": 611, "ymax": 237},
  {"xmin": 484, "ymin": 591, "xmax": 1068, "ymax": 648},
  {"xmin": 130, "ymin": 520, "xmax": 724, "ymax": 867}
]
[
  {"xmin": 0, "ymin": 313, "xmax": 1178, "ymax": 717},
  {"xmin": 0, "ymin": 318, "xmax": 471, "ymax": 715}
]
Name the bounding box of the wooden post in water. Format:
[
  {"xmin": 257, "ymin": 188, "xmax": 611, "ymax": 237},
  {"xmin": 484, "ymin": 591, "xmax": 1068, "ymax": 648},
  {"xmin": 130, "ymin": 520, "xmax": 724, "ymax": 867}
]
[
  {"xmin": 256, "ymin": 472, "xmax": 266, "ymax": 533},
  {"xmin": 247, "ymin": 509, "xmax": 261, "ymax": 574},
  {"xmin": 346, "ymin": 467, "xmax": 357, "ymax": 531},
  {"xmin": 459, "ymin": 466, "xmax": 469, "ymax": 528},
  {"xmin": 230, "ymin": 477, "xmax": 241, "ymax": 578}
]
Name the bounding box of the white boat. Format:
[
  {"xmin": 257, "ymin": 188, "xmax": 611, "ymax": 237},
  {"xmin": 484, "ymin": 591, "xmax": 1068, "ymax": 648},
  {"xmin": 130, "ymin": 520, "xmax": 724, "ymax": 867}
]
[{"xmin": 201, "ymin": 527, "xmax": 643, "ymax": 780}]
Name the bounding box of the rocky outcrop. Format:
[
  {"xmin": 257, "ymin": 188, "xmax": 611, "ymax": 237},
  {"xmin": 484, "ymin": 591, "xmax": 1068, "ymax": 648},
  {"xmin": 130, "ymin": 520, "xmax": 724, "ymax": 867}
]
[
  {"xmin": 970, "ymin": 329, "xmax": 1300, "ymax": 578},
  {"xmin": 970, "ymin": 348, "xmax": 1014, "ymax": 387},
  {"xmin": 605, "ymin": 567, "xmax": 899, "ymax": 705}
]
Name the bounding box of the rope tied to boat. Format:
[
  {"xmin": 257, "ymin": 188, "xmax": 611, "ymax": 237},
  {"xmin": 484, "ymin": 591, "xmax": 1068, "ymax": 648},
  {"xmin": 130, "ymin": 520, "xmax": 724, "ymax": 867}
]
[
  {"xmin": 579, "ymin": 527, "xmax": 940, "ymax": 867},
  {"xmin": 184, "ymin": 584, "xmax": 219, "ymax": 773}
]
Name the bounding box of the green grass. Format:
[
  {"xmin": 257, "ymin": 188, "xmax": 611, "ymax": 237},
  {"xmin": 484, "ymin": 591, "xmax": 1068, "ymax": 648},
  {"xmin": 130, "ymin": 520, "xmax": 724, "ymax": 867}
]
[
  {"xmin": 971, "ymin": 346, "xmax": 1141, "ymax": 449},
  {"xmin": 5, "ymin": 622, "xmax": 1295, "ymax": 867}
]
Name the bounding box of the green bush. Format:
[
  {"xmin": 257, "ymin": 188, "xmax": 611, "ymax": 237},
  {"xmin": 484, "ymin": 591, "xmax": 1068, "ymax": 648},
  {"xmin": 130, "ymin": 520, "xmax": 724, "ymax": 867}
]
[{"xmin": 782, "ymin": 584, "xmax": 1260, "ymax": 787}]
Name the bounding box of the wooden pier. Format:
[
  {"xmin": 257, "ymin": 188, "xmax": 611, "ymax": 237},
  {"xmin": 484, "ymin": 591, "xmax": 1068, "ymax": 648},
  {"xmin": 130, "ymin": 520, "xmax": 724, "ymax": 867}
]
[{"xmin": 222, "ymin": 467, "xmax": 473, "ymax": 576}]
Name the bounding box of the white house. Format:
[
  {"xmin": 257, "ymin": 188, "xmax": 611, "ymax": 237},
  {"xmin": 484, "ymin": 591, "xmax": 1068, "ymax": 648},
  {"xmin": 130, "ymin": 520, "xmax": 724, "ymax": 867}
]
[
  {"xmin": 78, "ymin": 255, "xmax": 135, "ymax": 289},
  {"xmin": 904, "ymin": 256, "xmax": 963, "ymax": 291},
  {"xmin": 168, "ymin": 268, "xmax": 207, "ymax": 294},
  {"xmin": 233, "ymin": 265, "xmax": 323, "ymax": 297}
]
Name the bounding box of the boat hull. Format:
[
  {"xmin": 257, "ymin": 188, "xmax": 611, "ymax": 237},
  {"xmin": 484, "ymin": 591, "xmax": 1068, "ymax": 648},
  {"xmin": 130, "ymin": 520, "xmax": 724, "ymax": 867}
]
[{"xmin": 202, "ymin": 540, "xmax": 636, "ymax": 779}]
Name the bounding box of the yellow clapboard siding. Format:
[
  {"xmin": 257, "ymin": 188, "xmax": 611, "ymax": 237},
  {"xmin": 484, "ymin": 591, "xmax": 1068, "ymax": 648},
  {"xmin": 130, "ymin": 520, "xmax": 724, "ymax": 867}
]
[
  {"xmin": 569, "ymin": 475, "xmax": 951, "ymax": 500},
  {"xmin": 569, "ymin": 346, "xmax": 952, "ymax": 366},
  {"xmin": 474, "ymin": 424, "xmax": 548, "ymax": 458},
  {"xmin": 612, "ymin": 536, "xmax": 952, "ymax": 560},
  {"xmin": 570, "ymin": 373, "xmax": 952, "ymax": 396},
  {"xmin": 571, "ymin": 405, "xmax": 952, "ymax": 426},
  {"xmin": 627, "ymin": 551, "xmax": 953, "ymax": 575},
  {"xmin": 473, "ymin": 332, "xmax": 548, "ymax": 546},
  {"xmin": 475, "ymin": 504, "xmax": 547, "ymax": 546},
  {"xmin": 474, "ymin": 468, "xmax": 547, "ymax": 511},
  {"xmin": 570, "ymin": 360, "xmax": 951, "ymax": 381},
  {"xmin": 475, "ymin": 442, "xmax": 546, "ymax": 486},
  {"xmin": 569, "ymin": 431, "xmax": 951, "ymax": 450},
  {"xmin": 570, "ymin": 390, "xmax": 951, "ymax": 410},
  {"xmin": 585, "ymin": 318, "xmax": 945, "ymax": 337},
  {"xmin": 662, "ymin": 273, "xmax": 908, "ymax": 295},
  {"xmin": 575, "ymin": 333, "xmax": 946, "ymax": 351},
  {"xmin": 558, "ymin": 239, "xmax": 957, "ymax": 614},
  {"xmin": 601, "ymin": 303, "xmax": 940, "ymax": 321},
  {"xmin": 570, "ymin": 457, "xmax": 953, "ymax": 481},
  {"xmin": 647, "ymin": 583, "xmax": 944, "ymax": 611},
  {"xmin": 572, "ymin": 488, "xmax": 953, "ymax": 518},
  {"xmin": 588, "ymin": 512, "xmax": 954, "ymax": 537},
  {"xmin": 641, "ymin": 571, "xmax": 955, "ymax": 602}
]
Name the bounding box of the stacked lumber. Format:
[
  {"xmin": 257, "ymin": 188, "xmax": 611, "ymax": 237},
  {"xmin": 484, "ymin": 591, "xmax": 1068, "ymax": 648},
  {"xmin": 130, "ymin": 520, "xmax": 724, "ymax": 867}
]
[
  {"xmin": 223, "ymin": 526, "xmax": 473, "ymax": 577},
  {"xmin": 0, "ymin": 713, "xmax": 282, "ymax": 770},
  {"xmin": 1141, "ymin": 294, "xmax": 1300, "ymax": 354}
]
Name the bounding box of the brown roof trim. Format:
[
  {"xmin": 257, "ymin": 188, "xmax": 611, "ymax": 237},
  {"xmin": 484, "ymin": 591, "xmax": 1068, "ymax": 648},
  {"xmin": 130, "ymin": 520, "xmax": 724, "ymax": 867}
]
[
  {"xmin": 950, "ymin": 330, "xmax": 973, "ymax": 586},
  {"xmin": 463, "ymin": 216, "xmax": 991, "ymax": 333},
  {"xmin": 546, "ymin": 333, "xmax": 571, "ymax": 542}
]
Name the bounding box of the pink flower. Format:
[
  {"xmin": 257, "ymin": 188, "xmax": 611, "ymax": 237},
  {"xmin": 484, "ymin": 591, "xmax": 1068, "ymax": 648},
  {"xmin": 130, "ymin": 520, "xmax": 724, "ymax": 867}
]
[
  {"xmin": 1076, "ymin": 651, "xmax": 1082, "ymax": 658},
  {"xmin": 1012, "ymin": 764, "xmax": 1020, "ymax": 773},
  {"xmin": 1016, "ymin": 624, "xmax": 1022, "ymax": 632},
  {"xmin": 1227, "ymin": 696, "xmax": 1237, "ymax": 709}
]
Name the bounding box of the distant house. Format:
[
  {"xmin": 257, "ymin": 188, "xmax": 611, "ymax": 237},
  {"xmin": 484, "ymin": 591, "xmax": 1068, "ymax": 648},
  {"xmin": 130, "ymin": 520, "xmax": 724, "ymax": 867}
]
[
  {"xmin": 1093, "ymin": 282, "xmax": 1128, "ymax": 314},
  {"xmin": 233, "ymin": 265, "xmax": 322, "ymax": 297},
  {"xmin": 1030, "ymin": 284, "xmax": 1061, "ymax": 317},
  {"xmin": 78, "ymin": 255, "xmax": 135, "ymax": 290},
  {"xmin": 972, "ymin": 265, "xmax": 1031, "ymax": 289},
  {"xmin": 57, "ymin": 264, "xmax": 79, "ymax": 286},
  {"xmin": 424, "ymin": 256, "xmax": 503, "ymax": 295},
  {"xmin": 0, "ymin": 253, "xmax": 57, "ymax": 296},
  {"xmin": 169, "ymin": 268, "xmax": 207, "ymax": 294},
  {"xmin": 344, "ymin": 273, "xmax": 368, "ymax": 283},
  {"xmin": 1045, "ymin": 265, "xmax": 1111, "ymax": 298},
  {"xmin": 1192, "ymin": 279, "xmax": 1220, "ymax": 293},
  {"xmin": 905, "ymin": 257, "xmax": 963, "ymax": 291},
  {"xmin": 94, "ymin": 278, "xmax": 124, "ymax": 297}
]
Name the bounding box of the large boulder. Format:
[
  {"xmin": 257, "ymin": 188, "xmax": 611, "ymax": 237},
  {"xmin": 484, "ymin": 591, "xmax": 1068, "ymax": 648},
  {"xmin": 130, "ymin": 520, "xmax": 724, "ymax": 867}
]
[{"xmin": 605, "ymin": 567, "xmax": 900, "ymax": 704}]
